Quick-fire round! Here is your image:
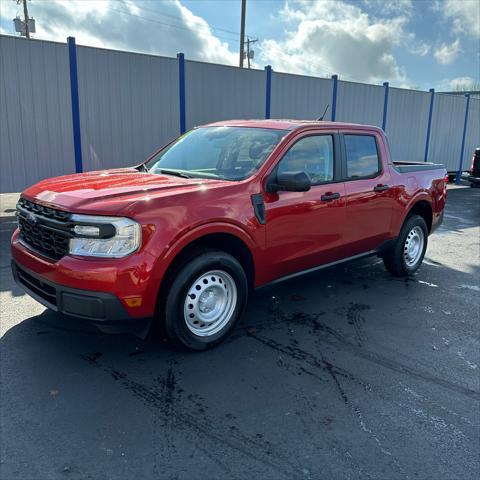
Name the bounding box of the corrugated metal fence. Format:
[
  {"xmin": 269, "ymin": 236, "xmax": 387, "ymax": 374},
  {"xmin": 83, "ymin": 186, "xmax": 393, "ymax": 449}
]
[{"xmin": 1, "ymin": 34, "xmax": 478, "ymax": 192}]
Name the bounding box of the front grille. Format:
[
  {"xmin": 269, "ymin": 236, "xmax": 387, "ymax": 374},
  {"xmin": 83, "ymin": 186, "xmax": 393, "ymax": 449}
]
[
  {"xmin": 18, "ymin": 197, "xmax": 70, "ymax": 221},
  {"xmin": 15, "ymin": 264, "xmax": 57, "ymax": 307},
  {"xmin": 17, "ymin": 198, "xmax": 72, "ymax": 261}
]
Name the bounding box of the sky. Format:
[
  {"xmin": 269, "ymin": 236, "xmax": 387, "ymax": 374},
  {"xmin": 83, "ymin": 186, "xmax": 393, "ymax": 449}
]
[{"xmin": 0, "ymin": 0, "xmax": 479, "ymax": 91}]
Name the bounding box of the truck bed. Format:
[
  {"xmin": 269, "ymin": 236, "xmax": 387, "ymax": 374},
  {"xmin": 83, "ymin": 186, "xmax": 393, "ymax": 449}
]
[{"xmin": 392, "ymin": 161, "xmax": 445, "ymax": 173}]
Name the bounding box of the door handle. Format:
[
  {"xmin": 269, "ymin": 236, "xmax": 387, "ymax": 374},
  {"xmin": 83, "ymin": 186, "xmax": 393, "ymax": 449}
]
[
  {"xmin": 373, "ymin": 184, "xmax": 390, "ymax": 192},
  {"xmin": 321, "ymin": 192, "xmax": 340, "ymax": 202}
]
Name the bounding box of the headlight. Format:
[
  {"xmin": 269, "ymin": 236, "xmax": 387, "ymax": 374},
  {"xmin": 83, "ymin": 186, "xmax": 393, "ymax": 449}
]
[{"xmin": 69, "ymin": 215, "xmax": 141, "ymax": 258}]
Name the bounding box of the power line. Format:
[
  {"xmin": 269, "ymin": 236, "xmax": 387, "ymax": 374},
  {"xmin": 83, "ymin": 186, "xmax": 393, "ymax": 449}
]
[
  {"xmin": 101, "ymin": 6, "xmax": 349, "ymax": 79},
  {"xmin": 108, "ymin": 4, "xmax": 259, "ymax": 45},
  {"xmin": 108, "ymin": 6, "xmax": 239, "ymax": 43},
  {"xmin": 132, "ymin": 1, "xmax": 245, "ymax": 37},
  {"xmin": 14, "ymin": 0, "xmax": 351, "ymax": 80}
]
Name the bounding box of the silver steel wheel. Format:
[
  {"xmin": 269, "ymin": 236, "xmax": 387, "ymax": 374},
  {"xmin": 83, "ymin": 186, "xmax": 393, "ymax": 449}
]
[
  {"xmin": 183, "ymin": 270, "xmax": 238, "ymax": 337},
  {"xmin": 404, "ymin": 226, "xmax": 425, "ymax": 267}
]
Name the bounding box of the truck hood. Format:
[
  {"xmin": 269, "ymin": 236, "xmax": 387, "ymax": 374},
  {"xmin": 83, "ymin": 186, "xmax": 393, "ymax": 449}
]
[{"xmin": 22, "ymin": 168, "xmax": 228, "ymax": 214}]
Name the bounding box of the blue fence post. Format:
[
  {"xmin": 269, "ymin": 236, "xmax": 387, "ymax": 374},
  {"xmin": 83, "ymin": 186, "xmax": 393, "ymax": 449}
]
[
  {"xmin": 331, "ymin": 74, "xmax": 338, "ymax": 121},
  {"xmin": 177, "ymin": 53, "xmax": 186, "ymax": 134},
  {"xmin": 424, "ymin": 88, "xmax": 435, "ymax": 162},
  {"xmin": 456, "ymin": 94, "xmax": 471, "ymax": 184},
  {"xmin": 67, "ymin": 37, "xmax": 83, "ymax": 173},
  {"xmin": 265, "ymin": 65, "xmax": 272, "ymax": 119},
  {"xmin": 382, "ymin": 82, "xmax": 389, "ymax": 131}
]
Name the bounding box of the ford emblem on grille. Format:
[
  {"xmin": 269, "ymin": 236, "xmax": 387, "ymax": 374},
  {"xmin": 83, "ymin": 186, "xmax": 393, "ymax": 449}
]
[{"xmin": 26, "ymin": 212, "xmax": 37, "ymax": 225}]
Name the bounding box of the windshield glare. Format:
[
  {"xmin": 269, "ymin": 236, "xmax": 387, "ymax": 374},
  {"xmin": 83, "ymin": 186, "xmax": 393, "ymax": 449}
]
[{"xmin": 146, "ymin": 126, "xmax": 287, "ymax": 181}]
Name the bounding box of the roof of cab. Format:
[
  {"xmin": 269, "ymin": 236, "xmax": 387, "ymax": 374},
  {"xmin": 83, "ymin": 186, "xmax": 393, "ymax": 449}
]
[{"xmin": 202, "ymin": 119, "xmax": 382, "ymax": 132}]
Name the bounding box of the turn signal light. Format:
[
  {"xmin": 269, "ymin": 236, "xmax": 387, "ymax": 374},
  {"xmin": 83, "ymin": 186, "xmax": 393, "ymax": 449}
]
[{"xmin": 123, "ymin": 297, "xmax": 143, "ymax": 308}]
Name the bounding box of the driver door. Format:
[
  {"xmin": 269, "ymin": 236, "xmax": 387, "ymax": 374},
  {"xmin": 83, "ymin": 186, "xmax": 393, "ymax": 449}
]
[{"xmin": 263, "ymin": 131, "xmax": 347, "ymax": 281}]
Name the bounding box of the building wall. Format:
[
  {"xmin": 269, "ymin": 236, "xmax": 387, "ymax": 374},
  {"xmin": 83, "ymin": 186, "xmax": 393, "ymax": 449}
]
[
  {"xmin": 76, "ymin": 45, "xmax": 179, "ymax": 172},
  {"xmin": 385, "ymin": 88, "xmax": 431, "ymax": 162},
  {"xmin": 0, "ymin": 35, "xmax": 74, "ymax": 192},
  {"xmin": 184, "ymin": 60, "xmax": 265, "ymax": 129},
  {"xmin": 270, "ymin": 72, "xmax": 332, "ymax": 120},
  {"xmin": 428, "ymin": 93, "xmax": 468, "ymax": 171},
  {"xmin": 1, "ymin": 34, "xmax": 479, "ymax": 192},
  {"xmin": 336, "ymin": 80, "xmax": 384, "ymax": 127}
]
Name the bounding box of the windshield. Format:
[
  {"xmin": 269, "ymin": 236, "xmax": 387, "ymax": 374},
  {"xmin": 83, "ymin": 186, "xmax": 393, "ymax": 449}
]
[{"xmin": 145, "ymin": 126, "xmax": 288, "ymax": 181}]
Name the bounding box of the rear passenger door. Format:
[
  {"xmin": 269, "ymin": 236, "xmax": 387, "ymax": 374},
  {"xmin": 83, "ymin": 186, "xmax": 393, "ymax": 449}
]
[{"xmin": 341, "ymin": 132, "xmax": 394, "ymax": 254}]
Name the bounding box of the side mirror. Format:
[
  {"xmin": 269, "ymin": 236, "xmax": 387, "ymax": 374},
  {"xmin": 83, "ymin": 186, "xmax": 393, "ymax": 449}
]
[{"xmin": 267, "ymin": 171, "xmax": 311, "ymax": 192}]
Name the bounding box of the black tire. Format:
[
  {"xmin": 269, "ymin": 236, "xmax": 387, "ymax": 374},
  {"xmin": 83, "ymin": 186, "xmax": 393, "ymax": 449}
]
[
  {"xmin": 382, "ymin": 215, "xmax": 428, "ymax": 277},
  {"xmin": 162, "ymin": 249, "xmax": 248, "ymax": 351}
]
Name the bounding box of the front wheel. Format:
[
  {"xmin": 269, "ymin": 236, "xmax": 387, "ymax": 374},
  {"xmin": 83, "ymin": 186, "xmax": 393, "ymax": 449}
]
[
  {"xmin": 162, "ymin": 249, "xmax": 248, "ymax": 350},
  {"xmin": 382, "ymin": 215, "xmax": 428, "ymax": 277}
]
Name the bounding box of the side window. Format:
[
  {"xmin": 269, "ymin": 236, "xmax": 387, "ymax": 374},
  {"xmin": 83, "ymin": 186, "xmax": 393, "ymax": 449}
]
[
  {"xmin": 277, "ymin": 135, "xmax": 334, "ymax": 184},
  {"xmin": 344, "ymin": 135, "xmax": 380, "ymax": 178}
]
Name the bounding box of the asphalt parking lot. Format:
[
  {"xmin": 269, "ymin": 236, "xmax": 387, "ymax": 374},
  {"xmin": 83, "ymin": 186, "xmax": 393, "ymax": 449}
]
[{"xmin": 0, "ymin": 184, "xmax": 479, "ymax": 480}]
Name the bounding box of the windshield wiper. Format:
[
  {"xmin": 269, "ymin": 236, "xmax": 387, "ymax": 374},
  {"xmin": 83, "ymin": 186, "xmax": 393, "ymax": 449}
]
[
  {"xmin": 137, "ymin": 163, "xmax": 149, "ymax": 172},
  {"xmin": 158, "ymin": 169, "xmax": 192, "ymax": 179}
]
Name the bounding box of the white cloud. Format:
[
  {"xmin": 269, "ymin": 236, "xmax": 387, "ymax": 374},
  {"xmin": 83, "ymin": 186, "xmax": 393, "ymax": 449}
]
[
  {"xmin": 409, "ymin": 42, "xmax": 430, "ymax": 57},
  {"xmin": 434, "ymin": 39, "xmax": 461, "ymax": 65},
  {"xmin": 434, "ymin": 0, "xmax": 480, "ymax": 38},
  {"xmin": 257, "ymin": 0, "xmax": 412, "ymax": 85},
  {"xmin": 0, "ymin": 0, "xmax": 237, "ymax": 65},
  {"xmin": 362, "ymin": 0, "xmax": 414, "ymax": 17},
  {"xmin": 437, "ymin": 76, "xmax": 478, "ymax": 91}
]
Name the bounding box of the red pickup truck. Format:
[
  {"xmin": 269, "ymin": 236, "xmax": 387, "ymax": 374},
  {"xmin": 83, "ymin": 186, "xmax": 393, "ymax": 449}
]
[{"xmin": 11, "ymin": 120, "xmax": 447, "ymax": 350}]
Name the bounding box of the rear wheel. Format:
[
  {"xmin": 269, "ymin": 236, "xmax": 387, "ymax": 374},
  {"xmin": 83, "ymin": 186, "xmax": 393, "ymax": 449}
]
[
  {"xmin": 162, "ymin": 249, "xmax": 248, "ymax": 350},
  {"xmin": 382, "ymin": 215, "xmax": 428, "ymax": 277}
]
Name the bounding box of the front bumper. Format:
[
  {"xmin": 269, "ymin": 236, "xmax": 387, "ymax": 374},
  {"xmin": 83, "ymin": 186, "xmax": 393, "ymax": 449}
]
[
  {"xmin": 11, "ymin": 260, "xmax": 151, "ymax": 336},
  {"xmin": 11, "ymin": 228, "xmax": 161, "ymax": 319}
]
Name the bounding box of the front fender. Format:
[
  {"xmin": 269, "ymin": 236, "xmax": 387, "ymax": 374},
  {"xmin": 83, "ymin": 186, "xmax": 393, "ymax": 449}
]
[
  {"xmin": 145, "ymin": 221, "xmax": 260, "ymax": 306},
  {"xmin": 161, "ymin": 221, "xmax": 257, "ymax": 266}
]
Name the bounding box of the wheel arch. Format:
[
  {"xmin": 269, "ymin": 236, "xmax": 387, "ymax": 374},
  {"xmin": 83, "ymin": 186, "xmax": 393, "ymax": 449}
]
[
  {"xmin": 154, "ymin": 225, "xmax": 257, "ymax": 315},
  {"xmin": 165, "ymin": 231, "xmax": 255, "ymax": 287},
  {"xmin": 405, "ymin": 199, "xmax": 433, "ymax": 232}
]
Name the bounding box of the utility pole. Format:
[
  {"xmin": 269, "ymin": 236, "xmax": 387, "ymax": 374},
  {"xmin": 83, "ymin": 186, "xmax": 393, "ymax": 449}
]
[
  {"xmin": 239, "ymin": 0, "xmax": 246, "ymax": 68},
  {"xmin": 13, "ymin": 0, "xmax": 34, "ymax": 38},
  {"xmin": 22, "ymin": 0, "xmax": 30, "ymax": 38},
  {"xmin": 245, "ymin": 37, "xmax": 257, "ymax": 69}
]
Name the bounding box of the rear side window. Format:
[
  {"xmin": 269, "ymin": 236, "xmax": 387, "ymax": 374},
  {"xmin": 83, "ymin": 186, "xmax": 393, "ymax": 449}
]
[
  {"xmin": 278, "ymin": 135, "xmax": 334, "ymax": 184},
  {"xmin": 345, "ymin": 135, "xmax": 380, "ymax": 178}
]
